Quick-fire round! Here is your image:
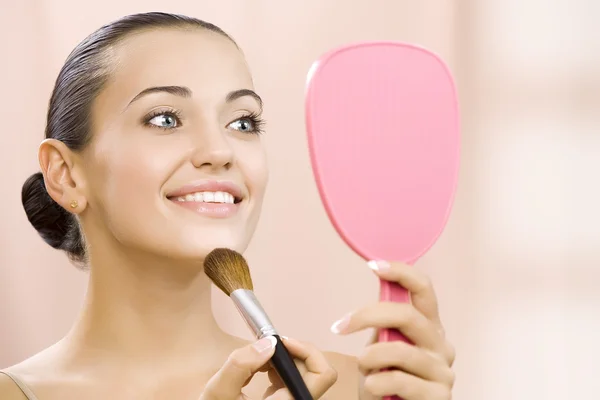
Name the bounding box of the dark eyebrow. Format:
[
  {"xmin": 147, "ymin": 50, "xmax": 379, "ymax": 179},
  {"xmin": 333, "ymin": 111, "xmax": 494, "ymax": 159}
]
[
  {"xmin": 226, "ymin": 89, "xmax": 263, "ymax": 110},
  {"xmin": 126, "ymin": 86, "xmax": 263, "ymax": 110},
  {"xmin": 127, "ymin": 85, "xmax": 192, "ymax": 106}
]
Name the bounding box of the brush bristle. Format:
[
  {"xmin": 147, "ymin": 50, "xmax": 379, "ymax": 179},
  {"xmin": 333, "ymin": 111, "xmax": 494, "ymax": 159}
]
[{"xmin": 203, "ymin": 248, "xmax": 253, "ymax": 296}]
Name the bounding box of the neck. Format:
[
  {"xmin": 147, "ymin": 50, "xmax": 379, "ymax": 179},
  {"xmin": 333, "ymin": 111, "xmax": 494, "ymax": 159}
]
[{"xmin": 64, "ymin": 241, "xmax": 233, "ymax": 372}]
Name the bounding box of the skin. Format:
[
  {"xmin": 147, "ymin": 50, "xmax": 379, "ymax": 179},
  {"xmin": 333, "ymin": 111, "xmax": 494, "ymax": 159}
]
[{"xmin": 0, "ymin": 28, "xmax": 455, "ymax": 399}]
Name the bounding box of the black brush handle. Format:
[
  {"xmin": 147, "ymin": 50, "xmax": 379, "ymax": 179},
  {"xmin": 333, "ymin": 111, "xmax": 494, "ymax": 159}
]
[{"xmin": 270, "ymin": 335, "xmax": 313, "ymax": 400}]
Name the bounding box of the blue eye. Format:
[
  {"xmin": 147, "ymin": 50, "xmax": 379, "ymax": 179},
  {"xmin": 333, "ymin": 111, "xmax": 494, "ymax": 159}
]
[
  {"xmin": 227, "ymin": 113, "xmax": 265, "ymax": 135},
  {"xmin": 148, "ymin": 113, "xmax": 179, "ymax": 129},
  {"xmin": 228, "ymin": 118, "xmax": 254, "ymax": 132}
]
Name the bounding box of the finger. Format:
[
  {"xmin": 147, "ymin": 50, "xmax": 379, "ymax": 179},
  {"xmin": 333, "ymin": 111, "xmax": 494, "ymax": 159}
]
[
  {"xmin": 357, "ymin": 341, "xmax": 455, "ymax": 386},
  {"xmin": 367, "ymin": 260, "xmax": 442, "ymax": 327},
  {"xmin": 265, "ymin": 387, "xmax": 292, "ymax": 400},
  {"xmin": 281, "ymin": 337, "xmax": 329, "ymax": 374},
  {"xmin": 266, "ymin": 358, "xmax": 308, "ymax": 393},
  {"xmin": 242, "ymin": 362, "xmax": 276, "ymax": 388},
  {"xmin": 367, "ymin": 328, "xmax": 379, "ymax": 346},
  {"xmin": 262, "ymin": 382, "xmax": 282, "ymax": 399},
  {"xmin": 258, "ymin": 362, "xmax": 275, "ymax": 373},
  {"xmin": 362, "ymin": 370, "xmax": 452, "ymax": 400},
  {"xmin": 360, "ymin": 329, "xmax": 380, "ymax": 376},
  {"xmin": 265, "ymin": 341, "xmax": 308, "ymax": 393},
  {"xmin": 242, "ymin": 363, "xmax": 276, "ymax": 388},
  {"xmin": 267, "ymin": 357, "xmax": 307, "ymax": 386},
  {"xmin": 446, "ymin": 340, "xmax": 456, "ymax": 367},
  {"xmin": 331, "ymin": 302, "xmax": 444, "ymax": 353},
  {"xmin": 267, "ymin": 367, "xmax": 285, "ymax": 387},
  {"xmin": 201, "ymin": 336, "xmax": 277, "ymax": 400},
  {"xmin": 279, "ymin": 337, "xmax": 338, "ymax": 398}
]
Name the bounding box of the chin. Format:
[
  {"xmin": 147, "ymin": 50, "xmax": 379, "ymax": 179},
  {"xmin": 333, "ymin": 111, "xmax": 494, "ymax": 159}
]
[
  {"xmin": 165, "ymin": 228, "xmax": 253, "ymax": 261},
  {"xmin": 117, "ymin": 206, "xmax": 261, "ymax": 264}
]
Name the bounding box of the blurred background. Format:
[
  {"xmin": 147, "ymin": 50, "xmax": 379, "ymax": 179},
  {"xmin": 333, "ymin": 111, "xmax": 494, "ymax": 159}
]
[{"xmin": 1, "ymin": 1, "xmax": 598, "ymax": 399}]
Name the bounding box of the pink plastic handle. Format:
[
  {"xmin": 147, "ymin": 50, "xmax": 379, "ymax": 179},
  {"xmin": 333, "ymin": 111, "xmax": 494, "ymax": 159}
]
[
  {"xmin": 378, "ymin": 263, "xmax": 414, "ymax": 400},
  {"xmin": 378, "ymin": 279, "xmax": 412, "ymax": 343}
]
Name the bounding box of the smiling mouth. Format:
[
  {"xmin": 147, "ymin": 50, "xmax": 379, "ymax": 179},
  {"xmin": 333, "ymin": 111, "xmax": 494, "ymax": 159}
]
[{"xmin": 168, "ymin": 191, "xmax": 242, "ymax": 204}]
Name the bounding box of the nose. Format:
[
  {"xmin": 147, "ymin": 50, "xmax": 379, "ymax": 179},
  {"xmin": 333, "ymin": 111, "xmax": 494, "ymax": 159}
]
[{"xmin": 190, "ymin": 125, "xmax": 234, "ymax": 170}]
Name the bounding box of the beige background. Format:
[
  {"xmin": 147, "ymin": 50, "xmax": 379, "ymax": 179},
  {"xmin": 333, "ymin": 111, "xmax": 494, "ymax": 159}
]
[{"xmin": 1, "ymin": 1, "xmax": 599, "ymax": 399}]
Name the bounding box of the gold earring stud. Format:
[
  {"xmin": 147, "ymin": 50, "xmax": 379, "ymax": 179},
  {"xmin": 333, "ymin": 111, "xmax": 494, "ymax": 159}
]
[{"xmin": 70, "ymin": 200, "xmax": 79, "ymax": 209}]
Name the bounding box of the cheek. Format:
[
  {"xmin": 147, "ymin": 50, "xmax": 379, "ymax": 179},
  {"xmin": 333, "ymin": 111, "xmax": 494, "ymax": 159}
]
[
  {"xmin": 238, "ymin": 141, "xmax": 269, "ymax": 199},
  {"xmin": 109, "ymin": 153, "xmax": 165, "ymax": 199},
  {"xmin": 90, "ymin": 138, "xmax": 178, "ymax": 220}
]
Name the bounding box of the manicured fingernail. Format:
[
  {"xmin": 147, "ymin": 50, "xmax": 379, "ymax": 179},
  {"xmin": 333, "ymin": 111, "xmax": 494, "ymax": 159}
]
[
  {"xmin": 367, "ymin": 260, "xmax": 390, "ymax": 271},
  {"xmin": 330, "ymin": 313, "xmax": 351, "ymax": 334},
  {"xmin": 253, "ymin": 336, "xmax": 277, "ymax": 353}
]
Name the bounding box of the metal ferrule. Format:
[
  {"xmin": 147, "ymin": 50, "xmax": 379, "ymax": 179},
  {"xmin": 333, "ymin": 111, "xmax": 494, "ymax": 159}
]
[{"xmin": 230, "ymin": 289, "xmax": 278, "ymax": 339}]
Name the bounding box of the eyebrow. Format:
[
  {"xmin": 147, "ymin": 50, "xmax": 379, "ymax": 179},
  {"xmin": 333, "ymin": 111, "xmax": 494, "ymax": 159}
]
[
  {"xmin": 126, "ymin": 85, "xmax": 263, "ymax": 110},
  {"xmin": 128, "ymin": 85, "xmax": 191, "ymax": 104},
  {"xmin": 226, "ymin": 88, "xmax": 263, "ymax": 109}
]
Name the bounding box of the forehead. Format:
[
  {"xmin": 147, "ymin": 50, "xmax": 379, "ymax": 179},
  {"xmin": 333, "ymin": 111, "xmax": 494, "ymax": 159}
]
[{"xmin": 102, "ymin": 28, "xmax": 253, "ymax": 107}]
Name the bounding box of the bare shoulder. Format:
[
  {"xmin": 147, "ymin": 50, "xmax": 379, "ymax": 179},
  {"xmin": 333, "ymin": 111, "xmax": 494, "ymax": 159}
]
[
  {"xmin": 0, "ymin": 343, "xmax": 64, "ymax": 400},
  {"xmin": 323, "ymin": 351, "xmax": 360, "ymax": 399},
  {"xmin": 0, "ymin": 372, "xmax": 28, "ymax": 400}
]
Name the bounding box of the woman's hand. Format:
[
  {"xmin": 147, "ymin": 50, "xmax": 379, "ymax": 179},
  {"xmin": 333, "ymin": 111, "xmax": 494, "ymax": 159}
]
[
  {"xmin": 200, "ymin": 336, "xmax": 337, "ymax": 400},
  {"xmin": 330, "ymin": 261, "xmax": 456, "ymax": 400}
]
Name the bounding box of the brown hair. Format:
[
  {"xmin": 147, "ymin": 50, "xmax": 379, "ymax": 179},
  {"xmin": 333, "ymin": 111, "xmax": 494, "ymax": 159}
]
[{"xmin": 21, "ymin": 12, "xmax": 235, "ymax": 265}]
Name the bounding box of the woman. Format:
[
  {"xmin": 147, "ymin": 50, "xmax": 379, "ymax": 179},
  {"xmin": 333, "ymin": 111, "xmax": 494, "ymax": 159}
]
[{"xmin": 0, "ymin": 12, "xmax": 455, "ymax": 400}]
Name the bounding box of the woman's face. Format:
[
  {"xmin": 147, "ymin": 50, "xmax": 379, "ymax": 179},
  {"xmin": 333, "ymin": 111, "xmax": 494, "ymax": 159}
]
[{"xmin": 80, "ymin": 29, "xmax": 268, "ymax": 261}]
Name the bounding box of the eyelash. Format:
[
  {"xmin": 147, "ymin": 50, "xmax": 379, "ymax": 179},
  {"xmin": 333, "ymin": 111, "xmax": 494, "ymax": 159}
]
[
  {"xmin": 238, "ymin": 111, "xmax": 266, "ymax": 135},
  {"xmin": 142, "ymin": 108, "xmax": 182, "ymax": 130},
  {"xmin": 142, "ymin": 109, "xmax": 266, "ymax": 135}
]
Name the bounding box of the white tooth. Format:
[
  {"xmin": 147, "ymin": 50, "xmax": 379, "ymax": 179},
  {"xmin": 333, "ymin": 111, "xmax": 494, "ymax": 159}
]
[
  {"xmin": 185, "ymin": 194, "xmax": 195, "ymax": 201},
  {"xmin": 226, "ymin": 193, "xmax": 234, "ymax": 204},
  {"xmin": 203, "ymin": 192, "xmax": 215, "ymax": 202},
  {"xmin": 177, "ymin": 197, "xmax": 186, "ymax": 202},
  {"xmin": 194, "ymin": 192, "xmax": 204, "ymax": 202},
  {"xmin": 214, "ymin": 192, "xmax": 225, "ymax": 203}
]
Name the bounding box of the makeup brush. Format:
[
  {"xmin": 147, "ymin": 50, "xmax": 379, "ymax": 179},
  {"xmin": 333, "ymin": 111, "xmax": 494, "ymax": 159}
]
[{"xmin": 203, "ymin": 248, "xmax": 313, "ymax": 400}]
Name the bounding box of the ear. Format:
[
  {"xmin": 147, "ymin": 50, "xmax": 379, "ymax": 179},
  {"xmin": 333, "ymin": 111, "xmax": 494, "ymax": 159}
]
[{"xmin": 38, "ymin": 139, "xmax": 88, "ymax": 214}]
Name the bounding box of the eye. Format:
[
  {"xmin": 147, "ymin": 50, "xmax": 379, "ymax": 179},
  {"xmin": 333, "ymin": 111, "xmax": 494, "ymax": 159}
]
[
  {"xmin": 144, "ymin": 110, "xmax": 182, "ymax": 130},
  {"xmin": 227, "ymin": 113, "xmax": 265, "ymax": 135},
  {"xmin": 148, "ymin": 113, "xmax": 178, "ymax": 128},
  {"xmin": 228, "ymin": 118, "xmax": 255, "ymax": 132}
]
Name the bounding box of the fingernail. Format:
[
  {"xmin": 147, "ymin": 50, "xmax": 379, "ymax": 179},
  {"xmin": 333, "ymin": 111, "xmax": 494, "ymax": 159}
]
[
  {"xmin": 367, "ymin": 260, "xmax": 390, "ymax": 271},
  {"xmin": 253, "ymin": 336, "xmax": 277, "ymax": 353},
  {"xmin": 280, "ymin": 335, "xmax": 289, "ymax": 340},
  {"xmin": 330, "ymin": 313, "xmax": 351, "ymax": 334}
]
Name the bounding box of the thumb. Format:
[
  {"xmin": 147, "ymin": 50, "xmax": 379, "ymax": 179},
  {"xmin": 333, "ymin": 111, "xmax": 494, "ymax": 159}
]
[{"xmin": 201, "ymin": 336, "xmax": 277, "ymax": 400}]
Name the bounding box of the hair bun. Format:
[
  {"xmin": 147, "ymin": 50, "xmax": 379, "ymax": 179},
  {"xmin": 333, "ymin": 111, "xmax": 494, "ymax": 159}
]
[{"xmin": 21, "ymin": 172, "xmax": 75, "ymax": 251}]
